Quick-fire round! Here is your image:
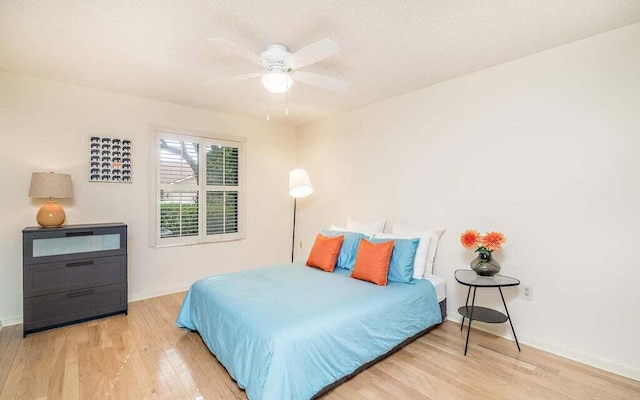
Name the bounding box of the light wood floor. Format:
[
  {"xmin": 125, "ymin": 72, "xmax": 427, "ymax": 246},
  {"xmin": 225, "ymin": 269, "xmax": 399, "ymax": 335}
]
[{"xmin": 1, "ymin": 293, "xmax": 638, "ymax": 400}]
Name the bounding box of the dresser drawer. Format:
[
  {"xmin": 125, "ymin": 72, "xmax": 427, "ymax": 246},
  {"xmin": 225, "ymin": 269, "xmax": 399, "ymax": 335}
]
[
  {"xmin": 23, "ymin": 283, "xmax": 127, "ymax": 334},
  {"xmin": 24, "ymin": 255, "xmax": 127, "ymax": 297},
  {"xmin": 23, "ymin": 224, "xmax": 127, "ymax": 265}
]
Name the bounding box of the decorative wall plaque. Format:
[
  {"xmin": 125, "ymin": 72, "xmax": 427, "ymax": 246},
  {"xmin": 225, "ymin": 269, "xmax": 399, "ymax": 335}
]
[{"xmin": 89, "ymin": 135, "xmax": 132, "ymax": 183}]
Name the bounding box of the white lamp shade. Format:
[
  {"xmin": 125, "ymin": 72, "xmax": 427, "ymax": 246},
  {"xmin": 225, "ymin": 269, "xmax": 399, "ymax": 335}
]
[
  {"xmin": 29, "ymin": 172, "xmax": 73, "ymax": 199},
  {"xmin": 262, "ymin": 71, "xmax": 293, "ymax": 94},
  {"xmin": 289, "ymin": 168, "xmax": 313, "ymax": 198}
]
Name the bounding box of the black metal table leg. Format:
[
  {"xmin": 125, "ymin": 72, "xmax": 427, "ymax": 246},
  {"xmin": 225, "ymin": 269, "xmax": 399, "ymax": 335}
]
[
  {"xmin": 464, "ymin": 287, "xmax": 477, "ymax": 356},
  {"xmin": 499, "ymin": 287, "xmax": 521, "ymax": 352},
  {"xmin": 461, "ymin": 286, "xmax": 471, "ymax": 331}
]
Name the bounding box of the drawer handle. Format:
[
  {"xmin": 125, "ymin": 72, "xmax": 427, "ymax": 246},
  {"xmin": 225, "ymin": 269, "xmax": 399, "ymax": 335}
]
[
  {"xmin": 66, "ymin": 261, "xmax": 94, "ymax": 268},
  {"xmin": 66, "ymin": 289, "xmax": 95, "ymax": 298},
  {"xmin": 66, "ymin": 231, "xmax": 94, "ymax": 237}
]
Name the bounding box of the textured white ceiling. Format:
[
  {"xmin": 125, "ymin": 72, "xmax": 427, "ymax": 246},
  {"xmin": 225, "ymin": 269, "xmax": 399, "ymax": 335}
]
[{"xmin": 2, "ymin": 1, "xmax": 640, "ymax": 126}]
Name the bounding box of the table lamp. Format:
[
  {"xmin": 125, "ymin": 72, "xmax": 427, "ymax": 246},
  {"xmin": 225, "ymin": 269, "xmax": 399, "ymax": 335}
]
[
  {"xmin": 289, "ymin": 168, "xmax": 313, "ymax": 262},
  {"xmin": 29, "ymin": 172, "xmax": 73, "ymax": 227}
]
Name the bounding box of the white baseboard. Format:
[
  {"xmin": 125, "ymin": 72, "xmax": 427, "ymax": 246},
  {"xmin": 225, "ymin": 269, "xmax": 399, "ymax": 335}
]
[
  {"xmin": 0, "ymin": 315, "xmax": 23, "ymax": 327},
  {"xmin": 446, "ymin": 314, "xmax": 640, "ymax": 382},
  {"xmin": 128, "ymin": 286, "xmax": 189, "ymax": 303}
]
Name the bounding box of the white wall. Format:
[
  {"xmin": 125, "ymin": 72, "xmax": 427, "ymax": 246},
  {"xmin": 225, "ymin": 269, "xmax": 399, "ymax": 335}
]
[
  {"xmin": 295, "ymin": 23, "xmax": 640, "ymax": 380},
  {"xmin": 0, "ymin": 72, "xmax": 296, "ymax": 325}
]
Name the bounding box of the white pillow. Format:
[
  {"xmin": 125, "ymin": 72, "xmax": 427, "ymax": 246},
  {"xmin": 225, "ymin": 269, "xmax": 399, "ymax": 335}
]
[
  {"xmin": 374, "ymin": 232, "xmax": 430, "ymax": 279},
  {"xmin": 346, "ymin": 216, "xmax": 386, "ymax": 236},
  {"xmin": 392, "ymin": 220, "xmax": 445, "ymax": 276},
  {"xmin": 329, "ymin": 224, "xmax": 349, "ymax": 232}
]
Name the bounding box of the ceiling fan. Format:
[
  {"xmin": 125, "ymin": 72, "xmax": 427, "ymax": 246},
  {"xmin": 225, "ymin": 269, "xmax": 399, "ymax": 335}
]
[{"xmin": 203, "ymin": 38, "xmax": 349, "ymax": 94}]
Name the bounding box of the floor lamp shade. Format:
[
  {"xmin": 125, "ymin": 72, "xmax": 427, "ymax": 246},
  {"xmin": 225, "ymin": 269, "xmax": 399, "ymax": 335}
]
[
  {"xmin": 29, "ymin": 172, "xmax": 73, "ymax": 227},
  {"xmin": 289, "ymin": 169, "xmax": 313, "ymax": 198},
  {"xmin": 289, "ymin": 168, "xmax": 313, "ymax": 263}
]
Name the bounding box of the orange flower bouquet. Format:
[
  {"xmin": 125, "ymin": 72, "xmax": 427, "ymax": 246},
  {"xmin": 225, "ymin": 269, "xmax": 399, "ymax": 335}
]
[{"xmin": 460, "ymin": 230, "xmax": 506, "ymax": 276}]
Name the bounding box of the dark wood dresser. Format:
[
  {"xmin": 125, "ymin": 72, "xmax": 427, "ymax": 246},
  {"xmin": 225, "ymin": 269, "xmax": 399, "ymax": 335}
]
[{"xmin": 22, "ymin": 223, "xmax": 128, "ymax": 337}]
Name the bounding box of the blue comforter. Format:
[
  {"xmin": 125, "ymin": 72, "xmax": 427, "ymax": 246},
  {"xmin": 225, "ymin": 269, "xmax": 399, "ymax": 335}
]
[{"xmin": 176, "ymin": 263, "xmax": 442, "ymax": 400}]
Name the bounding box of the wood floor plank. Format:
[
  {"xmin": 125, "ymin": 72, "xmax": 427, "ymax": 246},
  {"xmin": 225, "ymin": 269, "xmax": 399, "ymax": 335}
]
[
  {"xmin": 62, "ymin": 324, "xmax": 80, "ymax": 400},
  {"xmin": 1, "ymin": 292, "xmax": 639, "ymax": 400},
  {"xmin": 126, "ymin": 303, "xmax": 175, "ymax": 400},
  {"xmin": 120, "ymin": 328, "xmax": 157, "ymax": 400},
  {"xmin": 46, "ymin": 332, "xmax": 67, "ymax": 399},
  {"xmin": 0, "ymin": 326, "xmax": 20, "ymax": 391},
  {"xmin": 14, "ymin": 334, "xmax": 42, "ymax": 400},
  {"xmin": 0, "ymin": 326, "xmax": 16, "ymax": 361},
  {"xmin": 0, "ymin": 333, "xmax": 32, "ymax": 400}
]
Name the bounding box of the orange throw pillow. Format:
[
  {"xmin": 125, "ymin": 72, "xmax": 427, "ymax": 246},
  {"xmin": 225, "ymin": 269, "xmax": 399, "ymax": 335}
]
[
  {"xmin": 306, "ymin": 234, "xmax": 344, "ymax": 272},
  {"xmin": 351, "ymin": 238, "xmax": 394, "ymax": 286}
]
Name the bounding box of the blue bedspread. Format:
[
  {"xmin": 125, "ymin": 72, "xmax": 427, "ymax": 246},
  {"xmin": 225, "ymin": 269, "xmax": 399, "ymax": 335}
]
[{"xmin": 176, "ymin": 263, "xmax": 442, "ymax": 400}]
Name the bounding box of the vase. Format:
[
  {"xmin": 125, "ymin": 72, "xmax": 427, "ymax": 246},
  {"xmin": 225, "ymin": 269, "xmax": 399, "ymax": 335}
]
[{"xmin": 470, "ymin": 251, "xmax": 501, "ymax": 276}]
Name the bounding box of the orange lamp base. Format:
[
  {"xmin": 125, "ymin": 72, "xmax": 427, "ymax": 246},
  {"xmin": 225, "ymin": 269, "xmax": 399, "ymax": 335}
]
[{"xmin": 36, "ymin": 200, "xmax": 66, "ymax": 227}]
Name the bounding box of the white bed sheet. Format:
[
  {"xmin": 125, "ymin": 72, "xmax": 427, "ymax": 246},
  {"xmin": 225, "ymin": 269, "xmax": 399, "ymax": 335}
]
[{"xmin": 423, "ymin": 274, "xmax": 446, "ymax": 302}]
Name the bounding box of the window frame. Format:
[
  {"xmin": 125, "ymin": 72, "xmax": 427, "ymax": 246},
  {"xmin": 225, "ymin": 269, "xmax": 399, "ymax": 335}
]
[{"xmin": 149, "ymin": 126, "xmax": 246, "ymax": 248}]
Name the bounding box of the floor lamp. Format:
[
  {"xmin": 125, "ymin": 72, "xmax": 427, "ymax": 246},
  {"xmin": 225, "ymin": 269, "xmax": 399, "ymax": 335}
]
[{"xmin": 289, "ymin": 168, "xmax": 314, "ymax": 262}]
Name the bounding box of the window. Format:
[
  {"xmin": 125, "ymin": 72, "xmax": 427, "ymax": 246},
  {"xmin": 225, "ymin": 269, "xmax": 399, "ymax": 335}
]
[{"xmin": 151, "ymin": 129, "xmax": 244, "ymax": 246}]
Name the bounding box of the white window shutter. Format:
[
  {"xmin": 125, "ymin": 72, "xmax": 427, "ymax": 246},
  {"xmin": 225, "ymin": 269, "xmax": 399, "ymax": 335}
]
[{"xmin": 154, "ymin": 131, "xmax": 244, "ymax": 246}]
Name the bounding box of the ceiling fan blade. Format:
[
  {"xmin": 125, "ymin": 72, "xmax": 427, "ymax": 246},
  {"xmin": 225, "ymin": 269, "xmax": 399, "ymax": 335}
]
[
  {"xmin": 286, "ymin": 39, "xmax": 340, "ymax": 69},
  {"xmin": 202, "ymin": 73, "xmax": 262, "ymax": 87},
  {"xmin": 292, "ymin": 71, "xmax": 349, "ymax": 93},
  {"xmin": 207, "ymin": 38, "xmax": 265, "ymax": 66}
]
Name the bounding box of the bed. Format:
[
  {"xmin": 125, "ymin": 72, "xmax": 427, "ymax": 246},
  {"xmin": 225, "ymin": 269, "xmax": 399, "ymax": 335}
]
[{"xmin": 176, "ymin": 262, "xmax": 445, "ymax": 400}]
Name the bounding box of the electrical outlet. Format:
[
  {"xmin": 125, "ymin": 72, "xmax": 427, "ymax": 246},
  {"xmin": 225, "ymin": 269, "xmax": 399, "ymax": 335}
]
[
  {"xmin": 522, "ymin": 284, "xmax": 533, "ymax": 301},
  {"xmin": 299, "ymin": 240, "xmax": 303, "ymax": 249}
]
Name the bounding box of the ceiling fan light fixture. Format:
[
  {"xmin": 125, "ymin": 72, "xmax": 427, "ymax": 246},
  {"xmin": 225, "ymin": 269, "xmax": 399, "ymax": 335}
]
[{"xmin": 262, "ymin": 71, "xmax": 293, "ymax": 93}]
